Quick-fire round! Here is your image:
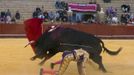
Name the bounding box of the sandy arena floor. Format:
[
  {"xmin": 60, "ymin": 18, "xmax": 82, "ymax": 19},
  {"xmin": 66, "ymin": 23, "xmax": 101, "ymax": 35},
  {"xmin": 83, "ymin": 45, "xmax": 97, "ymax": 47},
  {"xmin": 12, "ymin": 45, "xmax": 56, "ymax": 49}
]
[{"xmin": 0, "ymin": 38, "xmax": 134, "ymax": 75}]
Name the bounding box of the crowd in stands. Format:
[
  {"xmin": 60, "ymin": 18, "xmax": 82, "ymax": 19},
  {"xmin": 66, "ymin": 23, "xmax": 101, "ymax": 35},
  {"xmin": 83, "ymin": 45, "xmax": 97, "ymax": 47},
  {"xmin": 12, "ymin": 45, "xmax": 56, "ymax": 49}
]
[
  {"xmin": 32, "ymin": 6, "xmax": 69, "ymax": 23},
  {"xmin": 31, "ymin": 0, "xmax": 134, "ymax": 25},
  {"xmin": 98, "ymin": 4, "xmax": 134, "ymax": 25},
  {"xmin": 32, "ymin": 1, "xmax": 97, "ymax": 24},
  {"xmin": 0, "ymin": 9, "xmax": 21, "ymax": 24},
  {"xmin": 0, "ymin": 0, "xmax": 134, "ymax": 25}
]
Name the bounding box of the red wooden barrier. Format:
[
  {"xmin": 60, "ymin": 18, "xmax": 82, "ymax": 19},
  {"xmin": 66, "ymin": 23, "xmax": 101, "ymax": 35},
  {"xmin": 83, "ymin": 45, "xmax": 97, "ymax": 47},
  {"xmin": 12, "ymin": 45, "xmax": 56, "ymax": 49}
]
[{"xmin": 0, "ymin": 23, "xmax": 134, "ymax": 38}]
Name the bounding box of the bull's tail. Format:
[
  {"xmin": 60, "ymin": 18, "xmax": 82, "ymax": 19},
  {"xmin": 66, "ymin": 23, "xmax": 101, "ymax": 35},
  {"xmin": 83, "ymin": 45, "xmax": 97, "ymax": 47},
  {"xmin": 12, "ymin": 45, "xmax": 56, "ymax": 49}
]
[{"xmin": 100, "ymin": 40, "xmax": 122, "ymax": 55}]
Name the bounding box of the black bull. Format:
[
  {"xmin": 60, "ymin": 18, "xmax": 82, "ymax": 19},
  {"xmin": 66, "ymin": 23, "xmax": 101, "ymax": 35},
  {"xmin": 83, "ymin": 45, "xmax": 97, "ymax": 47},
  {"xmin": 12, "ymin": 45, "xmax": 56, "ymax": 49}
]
[{"xmin": 31, "ymin": 26, "xmax": 122, "ymax": 72}]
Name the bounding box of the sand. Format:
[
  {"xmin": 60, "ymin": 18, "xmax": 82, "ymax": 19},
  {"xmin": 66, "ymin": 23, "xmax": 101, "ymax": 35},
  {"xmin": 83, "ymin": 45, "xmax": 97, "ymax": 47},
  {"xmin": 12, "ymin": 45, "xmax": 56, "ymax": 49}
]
[{"xmin": 0, "ymin": 38, "xmax": 134, "ymax": 75}]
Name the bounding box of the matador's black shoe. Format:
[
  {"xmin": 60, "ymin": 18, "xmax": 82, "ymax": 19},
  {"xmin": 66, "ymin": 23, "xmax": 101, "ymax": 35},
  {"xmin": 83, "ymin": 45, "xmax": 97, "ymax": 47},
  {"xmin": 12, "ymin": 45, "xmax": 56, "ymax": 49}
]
[{"xmin": 50, "ymin": 63, "xmax": 55, "ymax": 69}]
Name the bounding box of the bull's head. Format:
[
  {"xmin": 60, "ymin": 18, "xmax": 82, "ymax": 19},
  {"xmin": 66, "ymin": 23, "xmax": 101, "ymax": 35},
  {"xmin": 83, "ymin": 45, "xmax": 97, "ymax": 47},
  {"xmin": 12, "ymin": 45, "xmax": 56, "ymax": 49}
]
[
  {"xmin": 30, "ymin": 31, "xmax": 60, "ymax": 65},
  {"xmin": 31, "ymin": 46, "xmax": 59, "ymax": 65},
  {"xmin": 24, "ymin": 18, "xmax": 60, "ymax": 65}
]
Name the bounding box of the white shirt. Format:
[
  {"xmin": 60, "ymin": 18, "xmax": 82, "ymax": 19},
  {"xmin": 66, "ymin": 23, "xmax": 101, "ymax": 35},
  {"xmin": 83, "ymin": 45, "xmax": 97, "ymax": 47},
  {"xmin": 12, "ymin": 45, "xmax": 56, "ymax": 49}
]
[{"xmin": 74, "ymin": 48, "xmax": 89, "ymax": 63}]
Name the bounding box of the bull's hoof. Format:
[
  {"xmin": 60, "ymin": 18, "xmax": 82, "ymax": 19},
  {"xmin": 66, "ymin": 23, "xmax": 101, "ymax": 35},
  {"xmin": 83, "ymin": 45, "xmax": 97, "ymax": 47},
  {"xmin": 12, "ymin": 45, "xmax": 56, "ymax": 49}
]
[
  {"xmin": 30, "ymin": 57, "xmax": 36, "ymax": 61},
  {"xmin": 99, "ymin": 67, "xmax": 107, "ymax": 73},
  {"xmin": 102, "ymin": 70, "xmax": 107, "ymax": 73},
  {"xmin": 100, "ymin": 69, "xmax": 107, "ymax": 73}
]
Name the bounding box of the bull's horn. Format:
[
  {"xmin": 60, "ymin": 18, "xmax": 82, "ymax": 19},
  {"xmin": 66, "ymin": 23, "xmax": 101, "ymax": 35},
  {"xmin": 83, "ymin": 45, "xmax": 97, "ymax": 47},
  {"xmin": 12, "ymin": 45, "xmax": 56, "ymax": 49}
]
[{"xmin": 24, "ymin": 40, "xmax": 35, "ymax": 48}]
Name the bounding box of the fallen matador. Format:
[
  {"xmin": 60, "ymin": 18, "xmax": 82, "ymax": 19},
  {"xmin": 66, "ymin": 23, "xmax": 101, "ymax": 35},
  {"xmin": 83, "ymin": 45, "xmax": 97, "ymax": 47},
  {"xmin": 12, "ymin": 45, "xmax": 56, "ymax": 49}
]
[{"xmin": 53, "ymin": 48, "xmax": 91, "ymax": 75}]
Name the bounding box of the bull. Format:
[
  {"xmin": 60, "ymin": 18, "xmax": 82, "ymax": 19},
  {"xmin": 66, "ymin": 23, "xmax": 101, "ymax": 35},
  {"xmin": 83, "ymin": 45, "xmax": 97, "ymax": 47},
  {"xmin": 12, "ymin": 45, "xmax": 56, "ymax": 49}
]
[{"xmin": 30, "ymin": 26, "xmax": 122, "ymax": 73}]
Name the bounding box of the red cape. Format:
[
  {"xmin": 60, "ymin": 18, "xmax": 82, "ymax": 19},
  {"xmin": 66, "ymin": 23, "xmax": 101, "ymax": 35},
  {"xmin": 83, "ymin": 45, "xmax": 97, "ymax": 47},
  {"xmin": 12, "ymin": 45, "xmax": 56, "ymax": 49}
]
[{"xmin": 24, "ymin": 18, "xmax": 43, "ymax": 53}]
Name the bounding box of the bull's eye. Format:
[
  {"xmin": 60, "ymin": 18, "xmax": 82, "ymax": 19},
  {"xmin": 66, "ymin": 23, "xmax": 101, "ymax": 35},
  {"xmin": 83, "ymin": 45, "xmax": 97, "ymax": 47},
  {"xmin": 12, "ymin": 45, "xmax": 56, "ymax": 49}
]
[{"xmin": 47, "ymin": 51, "xmax": 49, "ymax": 54}]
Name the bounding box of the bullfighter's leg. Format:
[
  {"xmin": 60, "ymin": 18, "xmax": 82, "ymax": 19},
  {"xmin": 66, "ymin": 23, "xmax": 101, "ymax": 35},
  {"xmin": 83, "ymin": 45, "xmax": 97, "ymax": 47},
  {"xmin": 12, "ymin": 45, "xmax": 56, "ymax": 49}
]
[
  {"xmin": 57, "ymin": 54, "xmax": 74, "ymax": 75},
  {"xmin": 90, "ymin": 54, "xmax": 107, "ymax": 72},
  {"xmin": 77, "ymin": 61, "xmax": 86, "ymax": 75},
  {"xmin": 51, "ymin": 60, "xmax": 62, "ymax": 69}
]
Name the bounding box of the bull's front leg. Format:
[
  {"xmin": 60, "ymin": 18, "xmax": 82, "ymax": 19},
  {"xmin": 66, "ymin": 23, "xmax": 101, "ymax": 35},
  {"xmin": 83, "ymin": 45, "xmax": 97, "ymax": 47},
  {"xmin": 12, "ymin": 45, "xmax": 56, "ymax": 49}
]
[
  {"xmin": 39, "ymin": 54, "xmax": 54, "ymax": 65},
  {"xmin": 30, "ymin": 55, "xmax": 38, "ymax": 61},
  {"xmin": 39, "ymin": 50, "xmax": 58, "ymax": 65}
]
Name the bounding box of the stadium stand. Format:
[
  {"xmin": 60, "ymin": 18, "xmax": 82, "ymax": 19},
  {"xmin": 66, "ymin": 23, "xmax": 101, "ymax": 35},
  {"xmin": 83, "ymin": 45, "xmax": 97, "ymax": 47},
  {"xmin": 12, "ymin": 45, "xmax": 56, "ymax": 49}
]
[
  {"xmin": 0, "ymin": 0, "xmax": 134, "ymax": 23},
  {"xmin": 0, "ymin": 0, "xmax": 134, "ymax": 38}
]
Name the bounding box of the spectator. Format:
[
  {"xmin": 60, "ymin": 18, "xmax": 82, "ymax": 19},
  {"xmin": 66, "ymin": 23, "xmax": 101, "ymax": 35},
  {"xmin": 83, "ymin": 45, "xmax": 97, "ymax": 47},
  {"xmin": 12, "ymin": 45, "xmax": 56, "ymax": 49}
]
[
  {"xmin": 6, "ymin": 15, "xmax": 12, "ymax": 24},
  {"xmin": 112, "ymin": 8, "xmax": 118, "ymax": 17},
  {"xmin": 111, "ymin": 16, "xmax": 119, "ymax": 24},
  {"xmin": 111, "ymin": 8, "xmax": 119, "ymax": 24},
  {"xmin": 43, "ymin": 10, "xmax": 49, "ymax": 22},
  {"xmin": 98, "ymin": 8, "xmax": 105, "ymax": 23},
  {"xmin": 76, "ymin": 12, "xmax": 82, "ymax": 23},
  {"xmin": 38, "ymin": 6, "xmax": 45, "ymax": 19},
  {"xmin": 129, "ymin": 13, "xmax": 134, "ymax": 24},
  {"xmin": 38, "ymin": 12, "xmax": 44, "ymax": 19},
  {"xmin": 121, "ymin": 13, "xmax": 128, "ymax": 25},
  {"xmin": 57, "ymin": 10, "xmax": 67, "ymax": 22},
  {"xmin": 32, "ymin": 7, "xmax": 43, "ymax": 18},
  {"xmin": 32, "ymin": 11, "xmax": 38, "ymax": 18},
  {"xmin": 62, "ymin": 1, "xmax": 68, "ymax": 10},
  {"xmin": 84, "ymin": 14, "xmax": 96, "ymax": 24},
  {"xmin": 130, "ymin": 13, "xmax": 134, "ymax": 20},
  {"xmin": 11, "ymin": 16, "xmax": 16, "ymax": 23},
  {"xmin": 48, "ymin": 11, "xmax": 55, "ymax": 23},
  {"xmin": 60, "ymin": 1, "xmax": 67, "ymax": 10},
  {"xmin": 36, "ymin": 7, "xmax": 42, "ymax": 13},
  {"xmin": 5, "ymin": 9, "xmax": 11, "ymax": 17},
  {"xmin": 105, "ymin": 6, "xmax": 117, "ymax": 24},
  {"xmin": 0, "ymin": 11, "xmax": 6, "ymax": 23},
  {"xmin": 5, "ymin": 9, "xmax": 12, "ymax": 24},
  {"xmin": 67, "ymin": 7, "xmax": 73, "ymax": 24},
  {"xmin": 55, "ymin": 11, "xmax": 60, "ymax": 21},
  {"xmin": 55, "ymin": 0, "xmax": 60, "ymax": 9},
  {"xmin": 55, "ymin": 0, "xmax": 68, "ymax": 10},
  {"xmin": 1, "ymin": 11, "xmax": 6, "ymax": 18},
  {"xmin": 121, "ymin": 4, "xmax": 130, "ymax": 13},
  {"xmin": 105, "ymin": 6, "xmax": 113, "ymax": 17},
  {"xmin": 15, "ymin": 10, "xmax": 21, "ymax": 20},
  {"xmin": 61, "ymin": 10, "xmax": 68, "ymax": 22}
]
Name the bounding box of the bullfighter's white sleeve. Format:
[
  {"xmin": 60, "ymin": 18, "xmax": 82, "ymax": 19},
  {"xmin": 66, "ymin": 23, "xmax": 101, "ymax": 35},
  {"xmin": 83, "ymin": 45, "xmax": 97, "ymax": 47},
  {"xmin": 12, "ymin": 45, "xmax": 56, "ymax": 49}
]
[{"xmin": 74, "ymin": 48, "xmax": 90, "ymax": 63}]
